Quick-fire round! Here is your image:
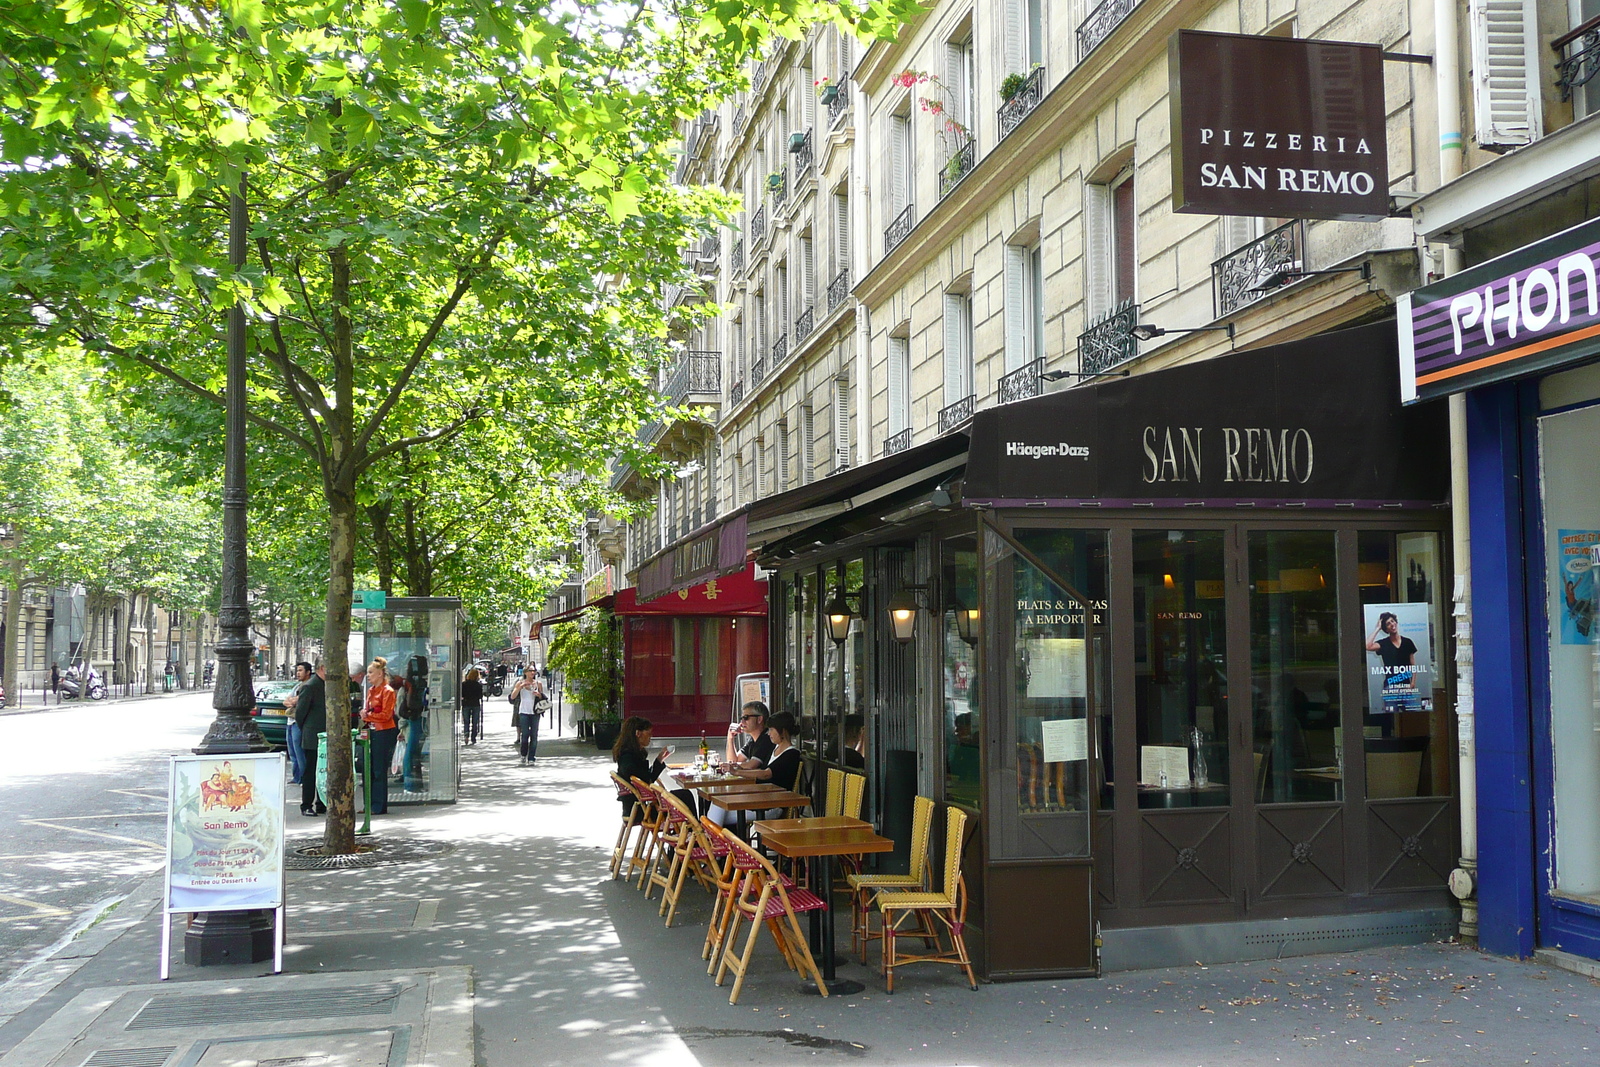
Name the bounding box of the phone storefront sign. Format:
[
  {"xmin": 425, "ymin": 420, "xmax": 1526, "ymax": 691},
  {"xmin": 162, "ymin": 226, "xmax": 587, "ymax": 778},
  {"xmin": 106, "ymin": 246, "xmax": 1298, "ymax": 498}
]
[
  {"xmin": 1169, "ymin": 30, "xmax": 1389, "ymax": 222},
  {"xmin": 1399, "ymin": 216, "xmax": 1600, "ymax": 403}
]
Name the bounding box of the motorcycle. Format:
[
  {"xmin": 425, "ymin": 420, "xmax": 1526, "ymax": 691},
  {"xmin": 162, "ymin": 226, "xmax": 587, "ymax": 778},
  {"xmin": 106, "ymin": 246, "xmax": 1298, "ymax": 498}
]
[{"xmin": 60, "ymin": 666, "xmax": 108, "ymax": 700}]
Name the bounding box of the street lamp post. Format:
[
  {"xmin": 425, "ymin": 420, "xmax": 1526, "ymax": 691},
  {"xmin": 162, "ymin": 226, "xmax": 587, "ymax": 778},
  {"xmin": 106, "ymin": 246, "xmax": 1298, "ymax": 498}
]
[{"xmin": 185, "ymin": 174, "xmax": 272, "ymax": 967}]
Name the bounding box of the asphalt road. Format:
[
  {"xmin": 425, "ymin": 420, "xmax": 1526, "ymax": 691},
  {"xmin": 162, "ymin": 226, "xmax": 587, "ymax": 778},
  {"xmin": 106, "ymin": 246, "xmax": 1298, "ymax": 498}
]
[{"xmin": 0, "ymin": 691, "xmax": 220, "ymax": 982}]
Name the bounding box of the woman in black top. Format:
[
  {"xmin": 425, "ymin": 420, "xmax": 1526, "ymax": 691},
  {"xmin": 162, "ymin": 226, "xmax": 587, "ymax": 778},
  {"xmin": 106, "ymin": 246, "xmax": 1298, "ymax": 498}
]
[
  {"xmin": 733, "ymin": 711, "xmax": 802, "ymax": 790},
  {"xmin": 461, "ymin": 668, "xmax": 485, "ymax": 745},
  {"xmin": 613, "ymin": 716, "xmax": 693, "ymax": 816}
]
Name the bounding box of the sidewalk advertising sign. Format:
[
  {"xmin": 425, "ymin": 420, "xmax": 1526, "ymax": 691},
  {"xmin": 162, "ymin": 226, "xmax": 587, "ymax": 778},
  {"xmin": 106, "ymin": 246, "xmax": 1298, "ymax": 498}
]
[
  {"xmin": 734, "ymin": 672, "xmax": 770, "ymax": 721},
  {"xmin": 1362, "ymin": 604, "xmax": 1435, "ymax": 714},
  {"xmin": 1398, "ymin": 216, "xmax": 1600, "ymax": 403},
  {"xmin": 161, "ymin": 752, "xmax": 286, "ymax": 978},
  {"xmin": 1169, "ymin": 30, "xmax": 1389, "ymax": 221}
]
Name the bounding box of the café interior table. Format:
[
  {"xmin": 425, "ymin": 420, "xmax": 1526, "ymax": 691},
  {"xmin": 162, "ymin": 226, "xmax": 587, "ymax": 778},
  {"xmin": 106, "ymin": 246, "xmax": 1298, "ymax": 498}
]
[{"xmin": 750, "ymin": 819, "xmax": 894, "ymax": 995}]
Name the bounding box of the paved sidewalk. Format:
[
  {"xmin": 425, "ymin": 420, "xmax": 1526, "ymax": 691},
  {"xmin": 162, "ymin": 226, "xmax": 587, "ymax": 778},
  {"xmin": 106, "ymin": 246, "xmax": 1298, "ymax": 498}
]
[
  {"xmin": 3, "ymin": 724, "xmax": 1600, "ymax": 1065},
  {"xmin": 1, "ymin": 685, "xmax": 208, "ymax": 715}
]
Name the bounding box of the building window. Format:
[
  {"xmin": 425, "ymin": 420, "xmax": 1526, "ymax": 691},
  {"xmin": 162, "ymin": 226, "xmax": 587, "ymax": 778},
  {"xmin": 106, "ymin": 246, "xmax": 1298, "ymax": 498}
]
[
  {"xmin": 832, "ymin": 189, "xmax": 850, "ymax": 283},
  {"xmin": 1004, "ymin": 0, "xmax": 1043, "ymax": 75},
  {"xmin": 756, "ymin": 437, "xmax": 768, "ymax": 497},
  {"xmin": 778, "ymin": 418, "xmax": 791, "ymax": 491},
  {"xmin": 888, "ymin": 335, "xmax": 911, "ymax": 438},
  {"xmin": 832, "ymin": 375, "xmax": 852, "ymax": 471},
  {"xmin": 888, "ymin": 108, "xmax": 912, "ymax": 218},
  {"xmin": 1469, "ymin": 0, "xmax": 1544, "ymax": 146},
  {"xmin": 1085, "ymin": 167, "xmax": 1136, "ymax": 319},
  {"xmin": 1004, "ymin": 243, "xmax": 1044, "ymax": 372},
  {"xmin": 943, "ymin": 291, "xmax": 974, "ymax": 406},
  {"xmin": 801, "ymin": 404, "xmax": 816, "ymax": 484},
  {"xmin": 945, "ymin": 34, "xmax": 975, "ymax": 142}
]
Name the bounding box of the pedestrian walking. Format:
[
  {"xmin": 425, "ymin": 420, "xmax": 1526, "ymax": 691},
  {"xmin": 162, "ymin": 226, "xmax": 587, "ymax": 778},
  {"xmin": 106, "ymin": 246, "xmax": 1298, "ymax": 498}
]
[
  {"xmin": 461, "ymin": 668, "xmax": 484, "ymax": 745},
  {"xmin": 510, "ymin": 667, "xmax": 547, "ymax": 765},
  {"xmin": 50, "ymin": 663, "xmax": 60, "ymax": 704},
  {"xmin": 362, "ymin": 661, "xmax": 399, "ymax": 814},
  {"xmin": 296, "ymin": 664, "xmax": 328, "ymax": 816}
]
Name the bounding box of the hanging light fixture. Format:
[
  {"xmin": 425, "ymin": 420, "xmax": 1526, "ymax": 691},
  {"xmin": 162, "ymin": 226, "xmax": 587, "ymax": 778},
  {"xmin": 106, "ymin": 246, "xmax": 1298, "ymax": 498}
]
[
  {"xmin": 949, "ymin": 594, "xmax": 979, "ymax": 645},
  {"xmin": 887, "ymin": 587, "xmax": 923, "ymax": 642},
  {"xmin": 825, "ymin": 589, "xmax": 855, "ymax": 642}
]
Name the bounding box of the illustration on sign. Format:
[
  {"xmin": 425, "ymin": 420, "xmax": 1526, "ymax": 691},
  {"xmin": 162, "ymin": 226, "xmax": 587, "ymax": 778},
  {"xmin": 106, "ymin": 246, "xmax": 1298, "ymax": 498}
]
[
  {"xmin": 1362, "ymin": 603, "xmax": 1435, "ymax": 714},
  {"xmin": 1556, "ymin": 530, "xmax": 1599, "ymax": 644},
  {"xmin": 166, "ymin": 753, "xmax": 285, "ymax": 911}
]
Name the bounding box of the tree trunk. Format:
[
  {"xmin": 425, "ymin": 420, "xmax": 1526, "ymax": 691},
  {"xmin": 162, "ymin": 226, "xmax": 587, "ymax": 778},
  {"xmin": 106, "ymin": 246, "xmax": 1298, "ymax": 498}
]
[
  {"xmin": 268, "ymin": 603, "xmax": 279, "ymax": 679},
  {"xmin": 2, "ymin": 557, "xmax": 22, "ymax": 705},
  {"xmin": 322, "ymin": 484, "xmax": 359, "ymax": 855},
  {"xmin": 367, "ymin": 503, "xmax": 395, "ymax": 594}
]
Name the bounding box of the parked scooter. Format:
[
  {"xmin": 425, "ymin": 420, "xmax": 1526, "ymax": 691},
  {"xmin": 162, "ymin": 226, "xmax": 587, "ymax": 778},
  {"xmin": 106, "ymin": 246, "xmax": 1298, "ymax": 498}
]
[{"xmin": 59, "ymin": 665, "xmax": 107, "ymax": 700}]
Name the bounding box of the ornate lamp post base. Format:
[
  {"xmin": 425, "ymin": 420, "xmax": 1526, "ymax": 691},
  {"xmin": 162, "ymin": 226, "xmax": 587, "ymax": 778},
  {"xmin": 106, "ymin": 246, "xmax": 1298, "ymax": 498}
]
[{"xmin": 183, "ymin": 909, "xmax": 275, "ymax": 965}]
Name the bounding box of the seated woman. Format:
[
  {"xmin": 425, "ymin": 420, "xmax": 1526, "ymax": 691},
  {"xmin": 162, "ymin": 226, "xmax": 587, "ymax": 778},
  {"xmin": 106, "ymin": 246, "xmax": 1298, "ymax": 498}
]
[
  {"xmin": 709, "ymin": 711, "xmax": 803, "ymax": 826},
  {"xmin": 613, "ymin": 716, "xmax": 693, "ymax": 816}
]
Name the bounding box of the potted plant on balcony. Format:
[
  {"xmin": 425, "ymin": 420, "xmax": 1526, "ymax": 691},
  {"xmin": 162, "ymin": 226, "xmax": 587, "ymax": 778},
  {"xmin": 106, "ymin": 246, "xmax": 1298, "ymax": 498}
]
[
  {"xmin": 816, "ymin": 76, "xmax": 838, "ymax": 104},
  {"xmin": 766, "ymin": 171, "xmax": 784, "ymax": 190},
  {"xmin": 788, "ymin": 131, "xmax": 808, "ymax": 152},
  {"xmin": 999, "ymin": 72, "xmax": 1026, "ymax": 103}
]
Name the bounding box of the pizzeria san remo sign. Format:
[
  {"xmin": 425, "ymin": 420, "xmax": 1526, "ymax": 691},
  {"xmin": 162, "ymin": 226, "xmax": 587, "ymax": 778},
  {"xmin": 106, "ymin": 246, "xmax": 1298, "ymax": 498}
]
[{"xmin": 1170, "ymin": 30, "xmax": 1390, "ymax": 222}]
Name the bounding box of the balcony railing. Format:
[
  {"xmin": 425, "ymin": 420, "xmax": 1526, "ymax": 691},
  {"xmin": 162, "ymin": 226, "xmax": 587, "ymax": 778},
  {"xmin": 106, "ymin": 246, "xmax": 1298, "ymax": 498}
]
[
  {"xmin": 998, "ymin": 358, "xmax": 1044, "ymax": 404},
  {"xmin": 939, "ymin": 139, "xmax": 977, "ymax": 199},
  {"xmin": 885, "ymin": 204, "xmax": 915, "ymax": 254},
  {"xmin": 731, "ymin": 377, "xmax": 745, "ymax": 404},
  {"xmin": 827, "ymin": 267, "xmax": 851, "ymax": 312},
  {"xmin": 938, "ymin": 393, "xmax": 975, "ymax": 434},
  {"xmin": 731, "ymin": 238, "xmax": 744, "ymax": 274},
  {"xmin": 664, "ymin": 350, "xmax": 721, "ymax": 403},
  {"xmin": 792, "ymin": 128, "xmax": 813, "ymax": 174},
  {"xmin": 751, "ymin": 205, "xmax": 766, "ymax": 243},
  {"xmin": 828, "ymin": 82, "xmax": 851, "ymax": 126},
  {"xmin": 1555, "ymin": 15, "xmax": 1600, "ymax": 99},
  {"xmin": 1078, "ymin": 300, "xmax": 1140, "ymax": 378},
  {"xmin": 1212, "ymin": 220, "xmax": 1305, "ymax": 318},
  {"xmin": 733, "ymin": 104, "xmax": 748, "ymax": 136},
  {"xmin": 771, "ymin": 166, "xmax": 788, "ymax": 206},
  {"xmin": 794, "ymin": 305, "xmax": 815, "ymax": 341},
  {"xmin": 751, "ymin": 353, "xmax": 766, "ymax": 383},
  {"xmin": 1078, "ymin": 0, "xmax": 1140, "ymax": 62},
  {"xmin": 771, "ymin": 332, "xmax": 788, "ymax": 366},
  {"xmin": 998, "ymin": 66, "xmax": 1045, "ymax": 140},
  {"xmin": 884, "ymin": 427, "xmax": 912, "ymax": 455}
]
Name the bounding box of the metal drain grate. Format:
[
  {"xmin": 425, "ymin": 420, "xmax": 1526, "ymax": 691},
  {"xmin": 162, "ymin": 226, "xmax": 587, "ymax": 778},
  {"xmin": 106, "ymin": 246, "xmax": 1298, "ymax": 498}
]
[
  {"xmin": 125, "ymin": 983, "xmax": 402, "ymax": 1030},
  {"xmin": 81, "ymin": 1049, "xmax": 178, "ymax": 1067}
]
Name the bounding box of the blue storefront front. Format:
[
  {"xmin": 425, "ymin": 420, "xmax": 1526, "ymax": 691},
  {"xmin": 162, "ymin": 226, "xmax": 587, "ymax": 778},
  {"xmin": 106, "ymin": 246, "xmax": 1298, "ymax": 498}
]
[{"xmin": 1401, "ymin": 208, "xmax": 1600, "ymax": 963}]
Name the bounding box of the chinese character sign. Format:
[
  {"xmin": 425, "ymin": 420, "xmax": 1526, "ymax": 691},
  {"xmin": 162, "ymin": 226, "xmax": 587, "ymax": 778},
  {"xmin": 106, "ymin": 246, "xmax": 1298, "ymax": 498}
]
[{"xmin": 166, "ymin": 753, "xmax": 285, "ymax": 911}]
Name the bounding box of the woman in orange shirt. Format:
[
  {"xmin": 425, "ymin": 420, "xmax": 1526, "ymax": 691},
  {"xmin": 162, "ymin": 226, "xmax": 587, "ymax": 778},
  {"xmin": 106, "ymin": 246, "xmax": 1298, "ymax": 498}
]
[{"xmin": 362, "ymin": 661, "xmax": 399, "ymax": 814}]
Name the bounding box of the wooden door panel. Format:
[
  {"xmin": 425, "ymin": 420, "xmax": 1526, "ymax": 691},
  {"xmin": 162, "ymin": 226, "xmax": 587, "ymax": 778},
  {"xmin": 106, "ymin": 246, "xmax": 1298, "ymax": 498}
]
[
  {"xmin": 1257, "ymin": 804, "xmax": 1346, "ymax": 897},
  {"xmin": 1368, "ymin": 798, "xmax": 1454, "ymax": 891},
  {"xmin": 1140, "ymin": 810, "xmax": 1233, "ymax": 905}
]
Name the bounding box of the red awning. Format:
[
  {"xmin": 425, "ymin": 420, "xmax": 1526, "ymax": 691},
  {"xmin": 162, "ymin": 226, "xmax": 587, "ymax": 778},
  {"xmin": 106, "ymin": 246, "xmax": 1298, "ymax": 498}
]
[
  {"xmin": 537, "ymin": 593, "xmax": 615, "ymax": 629},
  {"xmin": 614, "ymin": 563, "xmax": 768, "ymax": 616}
]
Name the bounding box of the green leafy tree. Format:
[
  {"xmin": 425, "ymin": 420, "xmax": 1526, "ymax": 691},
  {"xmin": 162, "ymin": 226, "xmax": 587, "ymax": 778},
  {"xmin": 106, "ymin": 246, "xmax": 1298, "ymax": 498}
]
[{"xmin": 2, "ymin": 0, "xmax": 918, "ymax": 852}]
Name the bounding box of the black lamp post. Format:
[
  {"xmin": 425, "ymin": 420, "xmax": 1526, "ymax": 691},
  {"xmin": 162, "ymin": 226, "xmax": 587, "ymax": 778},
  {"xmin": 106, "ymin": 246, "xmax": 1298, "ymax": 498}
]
[{"xmin": 186, "ymin": 174, "xmax": 272, "ymax": 967}]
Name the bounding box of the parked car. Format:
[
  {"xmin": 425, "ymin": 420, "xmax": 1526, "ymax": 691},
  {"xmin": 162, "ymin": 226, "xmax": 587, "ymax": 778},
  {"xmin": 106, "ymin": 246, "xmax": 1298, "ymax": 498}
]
[{"xmin": 253, "ymin": 678, "xmax": 299, "ymax": 749}]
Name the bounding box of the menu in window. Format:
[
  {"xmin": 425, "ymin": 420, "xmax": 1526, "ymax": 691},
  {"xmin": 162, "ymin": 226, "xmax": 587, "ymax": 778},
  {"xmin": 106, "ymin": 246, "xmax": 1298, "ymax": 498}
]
[
  {"xmin": 1026, "ymin": 637, "xmax": 1087, "ymax": 699},
  {"xmin": 1040, "ymin": 717, "xmax": 1088, "ymax": 763},
  {"xmin": 1140, "ymin": 745, "xmax": 1190, "ymax": 789}
]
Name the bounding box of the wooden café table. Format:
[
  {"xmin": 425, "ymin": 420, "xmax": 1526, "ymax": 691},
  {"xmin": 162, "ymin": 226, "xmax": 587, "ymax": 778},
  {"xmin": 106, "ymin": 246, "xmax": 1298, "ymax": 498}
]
[
  {"xmin": 751, "ymin": 818, "xmax": 893, "ymax": 995},
  {"xmin": 689, "ymin": 783, "xmax": 809, "ymax": 835}
]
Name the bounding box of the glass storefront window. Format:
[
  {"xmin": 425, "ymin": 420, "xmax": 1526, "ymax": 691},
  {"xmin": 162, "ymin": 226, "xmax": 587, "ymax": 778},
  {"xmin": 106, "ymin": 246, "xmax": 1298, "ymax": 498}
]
[
  {"xmin": 361, "ymin": 605, "xmax": 462, "ymax": 803},
  {"xmin": 1249, "ymin": 532, "xmax": 1340, "ymax": 804},
  {"xmin": 1540, "ymin": 400, "xmax": 1600, "ymax": 898},
  {"xmin": 1357, "ymin": 531, "xmax": 1449, "ymax": 801},
  {"xmin": 1008, "ymin": 529, "xmax": 1108, "ymax": 820},
  {"xmin": 943, "ymin": 535, "xmax": 980, "ymax": 809},
  {"xmin": 784, "ymin": 571, "xmax": 818, "ymax": 745},
  {"xmin": 1133, "ymin": 531, "xmax": 1229, "ymax": 808}
]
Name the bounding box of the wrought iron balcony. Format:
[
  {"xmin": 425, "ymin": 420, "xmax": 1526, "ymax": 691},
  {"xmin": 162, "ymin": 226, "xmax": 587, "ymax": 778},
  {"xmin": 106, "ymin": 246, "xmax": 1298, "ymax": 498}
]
[
  {"xmin": 731, "ymin": 377, "xmax": 745, "ymax": 404},
  {"xmin": 828, "ymin": 82, "xmax": 851, "ymax": 126},
  {"xmin": 792, "ymin": 128, "xmax": 814, "ymax": 174},
  {"xmin": 771, "ymin": 332, "xmax": 788, "ymax": 365},
  {"xmin": 885, "ymin": 204, "xmax": 915, "ymax": 254},
  {"xmin": 1078, "ymin": 0, "xmax": 1140, "ymax": 62},
  {"xmin": 795, "ymin": 305, "xmax": 815, "ymax": 341},
  {"xmin": 884, "ymin": 427, "xmax": 912, "ymax": 455},
  {"xmin": 1212, "ymin": 220, "xmax": 1305, "ymax": 317},
  {"xmin": 751, "ymin": 205, "xmax": 766, "ymax": 243},
  {"xmin": 1555, "ymin": 16, "xmax": 1600, "ymax": 100},
  {"xmin": 827, "ymin": 267, "xmax": 851, "ymax": 312},
  {"xmin": 998, "ymin": 358, "xmax": 1044, "ymax": 404},
  {"xmin": 733, "ymin": 104, "xmax": 748, "ymax": 136},
  {"xmin": 664, "ymin": 350, "xmax": 721, "ymax": 404},
  {"xmin": 997, "ymin": 67, "xmax": 1045, "ymax": 140},
  {"xmin": 730, "ymin": 238, "xmax": 744, "ymax": 274},
  {"xmin": 1077, "ymin": 300, "xmax": 1139, "ymax": 378},
  {"xmin": 751, "ymin": 353, "xmax": 766, "ymax": 383},
  {"xmin": 939, "ymin": 393, "xmax": 975, "ymax": 434},
  {"xmin": 939, "ymin": 139, "xmax": 977, "ymax": 199},
  {"xmin": 771, "ymin": 167, "xmax": 788, "ymax": 206}
]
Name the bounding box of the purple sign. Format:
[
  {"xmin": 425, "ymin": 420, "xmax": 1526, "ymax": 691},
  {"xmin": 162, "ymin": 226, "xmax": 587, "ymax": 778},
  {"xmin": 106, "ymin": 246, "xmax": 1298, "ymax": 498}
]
[{"xmin": 1399, "ymin": 216, "xmax": 1600, "ymax": 403}]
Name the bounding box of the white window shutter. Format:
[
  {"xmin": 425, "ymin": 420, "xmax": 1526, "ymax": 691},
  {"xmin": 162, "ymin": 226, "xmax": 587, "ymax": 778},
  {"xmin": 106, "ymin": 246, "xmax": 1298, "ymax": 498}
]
[
  {"xmin": 834, "ymin": 193, "xmax": 850, "ymax": 278},
  {"xmin": 801, "ymin": 405, "xmax": 815, "ymax": 483},
  {"xmin": 1004, "ymin": 0, "xmax": 1026, "ymax": 75},
  {"xmin": 1470, "ymin": 0, "xmax": 1544, "ymax": 147},
  {"xmin": 943, "ymin": 294, "xmax": 969, "ymax": 403},
  {"xmin": 945, "ymin": 43, "xmax": 967, "ymax": 134},
  {"xmin": 833, "ymin": 376, "xmax": 851, "ymax": 470},
  {"xmin": 801, "ymin": 67, "xmax": 816, "ymax": 132},
  {"xmin": 1004, "ymin": 245, "xmax": 1027, "ymax": 373},
  {"xmin": 1083, "ymin": 182, "xmax": 1113, "ymax": 321},
  {"xmin": 888, "ymin": 337, "xmax": 909, "ymax": 433},
  {"xmin": 802, "ymin": 238, "xmax": 815, "ymax": 308},
  {"xmin": 890, "ymin": 115, "xmax": 910, "ymax": 214}
]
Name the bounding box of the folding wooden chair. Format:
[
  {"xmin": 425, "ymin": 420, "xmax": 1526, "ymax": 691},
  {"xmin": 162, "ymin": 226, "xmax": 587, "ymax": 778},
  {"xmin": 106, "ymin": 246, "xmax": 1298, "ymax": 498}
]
[
  {"xmin": 847, "ymin": 794, "xmax": 934, "ymax": 960},
  {"xmin": 626, "ymin": 776, "xmax": 666, "ymax": 891},
  {"xmin": 877, "ymin": 805, "xmax": 978, "ymax": 993},
  {"xmin": 654, "ymin": 783, "xmax": 729, "ymax": 927},
  {"xmin": 644, "ymin": 783, "xmax": 695, "ymax": 904},
  {"xmin": 714, "ymin": 833, "xmax": 830, "ymax": 1004},
  {"xmin": 609, "ymin": 772, "xmax": 644, "ymax": 879}
]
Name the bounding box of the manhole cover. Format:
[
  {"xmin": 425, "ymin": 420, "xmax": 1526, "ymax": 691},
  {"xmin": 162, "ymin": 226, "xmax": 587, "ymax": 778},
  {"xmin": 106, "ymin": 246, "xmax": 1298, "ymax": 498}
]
[{"xmin": 285, "ymin": 837, "xmax": 453, "ymax": 870}]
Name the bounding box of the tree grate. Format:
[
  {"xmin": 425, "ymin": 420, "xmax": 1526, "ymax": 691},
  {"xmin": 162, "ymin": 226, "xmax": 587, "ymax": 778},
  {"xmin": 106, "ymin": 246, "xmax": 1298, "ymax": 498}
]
[
  {"xmin": 285, "ymin": 836, "xmax": 453, "ymax": 870},
  {"xmin": 81, "ymin": 1050, "xmax": 178, "ymax": 1067},
  {"xmin": 125, "ymin": 983, "xmax": 401, "ymax": 1029}
]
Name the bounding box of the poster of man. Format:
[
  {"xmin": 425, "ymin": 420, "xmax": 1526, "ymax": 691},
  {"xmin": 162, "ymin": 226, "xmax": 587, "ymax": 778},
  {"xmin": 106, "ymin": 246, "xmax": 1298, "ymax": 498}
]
[
  {"xmin": 1363, "ymin": 603, "xmax": 1435, "ymax": 714},
  {"xmin": 1557, "ymin": 530, "xmax": 1599, "ymax": 644}
]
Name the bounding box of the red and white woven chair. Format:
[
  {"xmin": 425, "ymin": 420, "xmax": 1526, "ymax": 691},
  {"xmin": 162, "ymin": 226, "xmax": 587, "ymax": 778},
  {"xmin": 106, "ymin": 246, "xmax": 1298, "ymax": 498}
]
[
  {"xmin": 713, "ymin": 832, "xmax": 830, "ymax": 1004},
  {"xmin": 653, "ymin": 782, "xmax": 729, "ymax": 927},
  {"xmin": 608, "ymin": 772, "xmax": 644, "ymax": 880}
]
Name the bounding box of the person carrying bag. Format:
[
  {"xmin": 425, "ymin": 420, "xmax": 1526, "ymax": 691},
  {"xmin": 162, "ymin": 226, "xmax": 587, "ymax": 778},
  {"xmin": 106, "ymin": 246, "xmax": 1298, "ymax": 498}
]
[{"xmin": 510, "ymin": 667, "xmax": 547, "ymax": 766}]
